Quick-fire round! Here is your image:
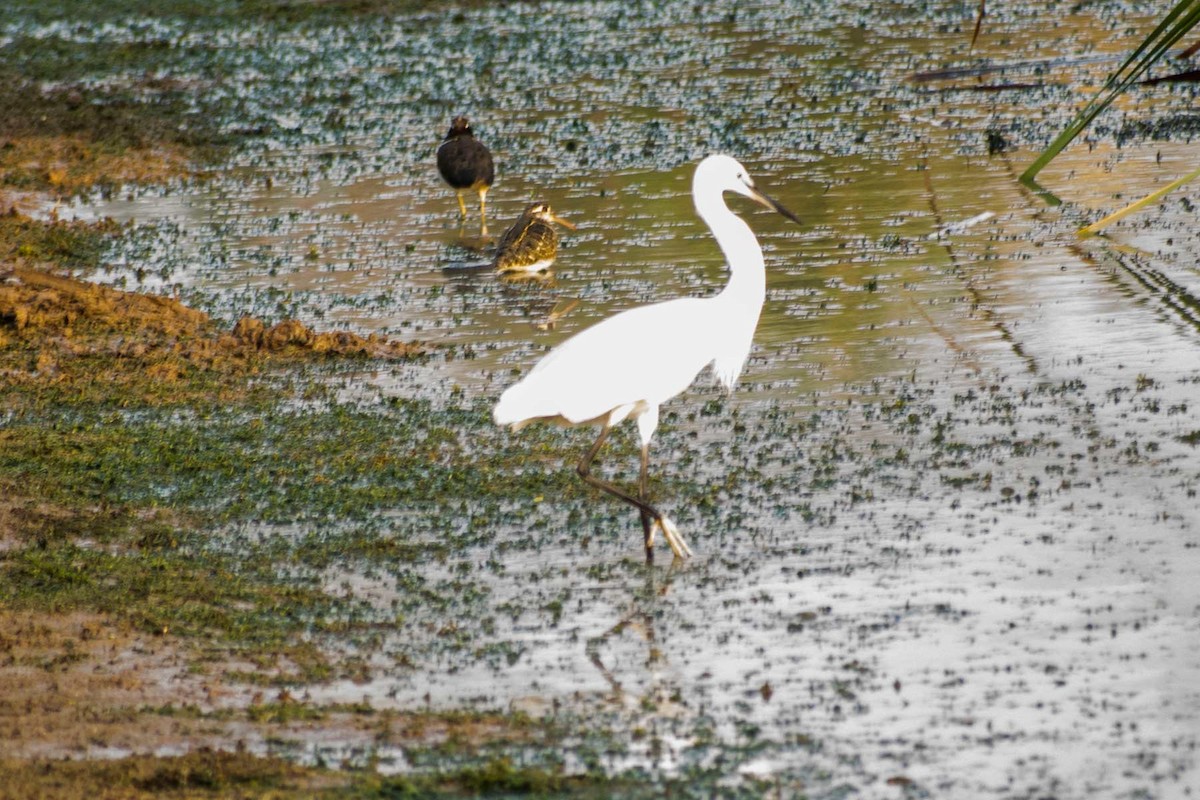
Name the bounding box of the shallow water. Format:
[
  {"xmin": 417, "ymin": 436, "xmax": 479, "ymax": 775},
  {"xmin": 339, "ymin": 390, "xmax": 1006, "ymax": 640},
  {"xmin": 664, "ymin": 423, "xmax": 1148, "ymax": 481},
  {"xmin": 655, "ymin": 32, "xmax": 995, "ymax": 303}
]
[{"xmin": 40, "ymin": 0, "xmax": 1200, "ymax": 795}]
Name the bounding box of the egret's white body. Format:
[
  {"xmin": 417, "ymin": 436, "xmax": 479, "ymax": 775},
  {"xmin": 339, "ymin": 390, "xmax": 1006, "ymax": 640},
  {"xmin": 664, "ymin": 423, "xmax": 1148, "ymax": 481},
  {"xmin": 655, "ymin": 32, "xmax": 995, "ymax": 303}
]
[{"xmin": 493, "ymin": 154, "xmax": 799, "ymax": 561}]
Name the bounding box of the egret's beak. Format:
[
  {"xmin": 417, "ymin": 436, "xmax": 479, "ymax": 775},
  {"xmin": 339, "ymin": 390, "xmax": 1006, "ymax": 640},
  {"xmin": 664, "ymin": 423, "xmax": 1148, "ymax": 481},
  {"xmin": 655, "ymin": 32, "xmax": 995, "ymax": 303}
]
[
  {"xmin": 550, "ymin": 212, "xmax": 577, "ymax": 231},
  {"xmin": 746, "ymin": 184, "xmax": 801, "ymax": 225}
]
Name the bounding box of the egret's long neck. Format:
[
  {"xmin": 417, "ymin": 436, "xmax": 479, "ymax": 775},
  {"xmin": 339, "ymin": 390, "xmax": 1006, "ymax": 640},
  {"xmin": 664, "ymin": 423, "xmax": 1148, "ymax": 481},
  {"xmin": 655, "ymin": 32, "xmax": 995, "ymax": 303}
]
[
  {"xmin": 694, "ymin": 189, "xmax": 766, "ymax": 311},
  {"xmin": 693, "ymin": 181, "xmax": 768, "ymax": 390}
]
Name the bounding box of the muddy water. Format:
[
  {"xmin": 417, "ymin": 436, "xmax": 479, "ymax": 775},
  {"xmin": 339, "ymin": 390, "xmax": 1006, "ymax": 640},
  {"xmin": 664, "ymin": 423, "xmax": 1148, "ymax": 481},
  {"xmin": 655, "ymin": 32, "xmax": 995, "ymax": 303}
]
[{"xmin": 60, "ymin": 0, "xmax": 1200, "ymax": 795}]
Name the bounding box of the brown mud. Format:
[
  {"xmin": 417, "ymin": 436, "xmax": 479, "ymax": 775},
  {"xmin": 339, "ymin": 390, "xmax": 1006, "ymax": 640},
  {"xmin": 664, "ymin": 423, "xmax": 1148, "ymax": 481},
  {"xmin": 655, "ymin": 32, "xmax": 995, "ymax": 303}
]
[
  {"xmin": 1, "ymin": 257, "xmax": 422, "ymax": 374},
  {"xmin": 0, "ymin": 607, "xmax": 549, "ymax": 798}
]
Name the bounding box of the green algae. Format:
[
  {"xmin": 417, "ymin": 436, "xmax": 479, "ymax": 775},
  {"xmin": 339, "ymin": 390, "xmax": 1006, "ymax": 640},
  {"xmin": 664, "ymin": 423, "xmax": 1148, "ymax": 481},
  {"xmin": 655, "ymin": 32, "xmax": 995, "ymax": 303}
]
[
  {"xmin": 0, "ymin": 345, "xmax": 569, "ymax": 678},
  {"xmin": 0, "ymin": 750, "xmax": 324, "ymax": 799},
  {"xmin": 4, "ymin": 0, "xmax": 461, "ymax": 27},
  {"xmin": 0, "ymin": 214, "xmax": 124, "ymax": 272},
  {"xmin": 0, "ymin": 542, "xmax": 334, "ymax": 645},
  {"xmin": 0, "ymin": 750, "xmax": 633, "ymax": 800},
  {"xmin": 0, "ymin": 390, "xmax": 575, "ymax": 527}
]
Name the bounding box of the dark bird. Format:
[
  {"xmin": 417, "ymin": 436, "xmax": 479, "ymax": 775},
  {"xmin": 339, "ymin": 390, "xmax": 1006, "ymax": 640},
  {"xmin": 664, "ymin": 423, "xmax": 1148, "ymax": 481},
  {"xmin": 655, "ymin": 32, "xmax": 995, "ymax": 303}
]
[
  {"xmin": 492, "ymin": 202, "xmax": 577, "ymax": 274},
  {"xmin": 436, "ymin": 116, "xmax": 495, "ymax": 233}
]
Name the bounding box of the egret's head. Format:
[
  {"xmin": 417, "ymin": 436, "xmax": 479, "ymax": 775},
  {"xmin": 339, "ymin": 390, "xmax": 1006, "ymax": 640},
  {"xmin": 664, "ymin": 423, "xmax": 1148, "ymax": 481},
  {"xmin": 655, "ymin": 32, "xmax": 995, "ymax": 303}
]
[{"xmin": 694, "ymin": 154, "xmax": 801, "ymax": 224}]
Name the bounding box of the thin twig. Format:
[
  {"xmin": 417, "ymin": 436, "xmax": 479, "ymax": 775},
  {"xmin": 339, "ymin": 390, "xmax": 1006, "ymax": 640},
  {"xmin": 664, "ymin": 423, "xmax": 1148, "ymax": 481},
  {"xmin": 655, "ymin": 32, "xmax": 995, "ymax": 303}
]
[{"xmin": 1078, "ymin": 164, "xmax": 1200, "ymax": 236}]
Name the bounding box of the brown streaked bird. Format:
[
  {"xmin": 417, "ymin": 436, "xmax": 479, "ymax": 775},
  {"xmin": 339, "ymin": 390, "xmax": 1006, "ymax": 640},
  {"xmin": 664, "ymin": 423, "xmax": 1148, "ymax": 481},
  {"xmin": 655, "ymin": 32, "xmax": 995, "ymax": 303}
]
[
  {"xmin": 436, "ymin": 116, "xmax": 495, "ymax": 232},
  {"xmin": 492, "ymin": 202, "xmax": 577, "ymax": 274}
]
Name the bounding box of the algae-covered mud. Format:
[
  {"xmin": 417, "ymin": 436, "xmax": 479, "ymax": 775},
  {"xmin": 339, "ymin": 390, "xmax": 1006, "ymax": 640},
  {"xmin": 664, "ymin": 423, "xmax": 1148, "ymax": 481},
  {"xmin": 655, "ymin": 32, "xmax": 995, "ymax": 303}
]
[{"xmin": 3, "ymin": 0, "xmax": 1200, "ymax": 797}]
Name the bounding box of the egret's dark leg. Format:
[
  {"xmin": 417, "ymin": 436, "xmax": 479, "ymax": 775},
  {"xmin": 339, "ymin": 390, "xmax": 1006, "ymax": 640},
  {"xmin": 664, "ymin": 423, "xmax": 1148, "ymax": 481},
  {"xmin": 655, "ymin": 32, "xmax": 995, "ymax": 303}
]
[
  {"xmin": 639, "ymin": 444, "xmax": 654, "ymax": 562},
  {"xmin": 576, "ymin": 426, "xmax": 666, "ymax": 563}
]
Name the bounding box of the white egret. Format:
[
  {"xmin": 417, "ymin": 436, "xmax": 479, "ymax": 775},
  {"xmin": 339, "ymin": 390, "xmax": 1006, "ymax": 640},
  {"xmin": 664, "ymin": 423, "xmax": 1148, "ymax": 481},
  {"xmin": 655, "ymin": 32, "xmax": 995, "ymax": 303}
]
[{"xmin": 493, "ymin": 154, "xmax": 799, "ymax": 562}]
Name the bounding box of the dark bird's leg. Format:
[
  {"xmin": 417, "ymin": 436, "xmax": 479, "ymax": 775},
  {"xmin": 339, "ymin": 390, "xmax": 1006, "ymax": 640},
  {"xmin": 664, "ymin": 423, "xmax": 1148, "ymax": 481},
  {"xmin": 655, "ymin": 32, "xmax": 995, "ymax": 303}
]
[
  {"xmin": 576, "ymin": 426, "xmax": 692, "ymax": 562},
  {"xmin": 477, "ymin": 187, "xmax": 490, "ymax": 238},
  {"xmin": 455, "ymin": 190, "xmax": 468, "ymax": 218}
]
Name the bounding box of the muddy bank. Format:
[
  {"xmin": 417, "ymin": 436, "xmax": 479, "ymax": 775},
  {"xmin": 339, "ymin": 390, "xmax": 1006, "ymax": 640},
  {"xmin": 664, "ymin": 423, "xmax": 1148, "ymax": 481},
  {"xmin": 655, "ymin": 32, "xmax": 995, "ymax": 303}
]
[
  {"xmin": 0, "ymin": 74, "xmax": 217, "ymax": 198},
  {"xmin": 2, "ymin": 258, "xmax": 422, "ymax": 370}
]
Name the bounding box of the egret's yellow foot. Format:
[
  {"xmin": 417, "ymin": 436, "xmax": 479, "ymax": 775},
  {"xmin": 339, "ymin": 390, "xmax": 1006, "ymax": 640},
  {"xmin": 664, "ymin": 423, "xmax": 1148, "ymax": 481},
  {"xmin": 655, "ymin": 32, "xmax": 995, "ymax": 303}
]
[{"xmin": 654, "ymin": 516, "xmax": 693, "ymax": 559}]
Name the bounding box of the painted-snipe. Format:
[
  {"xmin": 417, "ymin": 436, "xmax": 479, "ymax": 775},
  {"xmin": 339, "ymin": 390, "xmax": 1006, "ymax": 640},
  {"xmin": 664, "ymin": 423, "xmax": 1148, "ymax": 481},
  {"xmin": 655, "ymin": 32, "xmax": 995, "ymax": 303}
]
[
  {"xmin": 436, "ymin": 116, "xmax": 495, "ymax": 233},
  {"xmin": 492, "ymin": 202, "xmax": 576, "ymax": 274}
]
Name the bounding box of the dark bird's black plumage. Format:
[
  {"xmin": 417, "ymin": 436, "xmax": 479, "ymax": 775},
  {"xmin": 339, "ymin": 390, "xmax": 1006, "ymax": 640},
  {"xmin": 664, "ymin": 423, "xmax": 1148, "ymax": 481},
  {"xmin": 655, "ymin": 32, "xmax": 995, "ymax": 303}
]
[{"xmin": 436, "ymin": 116, "xmax": 495, "ymax": 230}]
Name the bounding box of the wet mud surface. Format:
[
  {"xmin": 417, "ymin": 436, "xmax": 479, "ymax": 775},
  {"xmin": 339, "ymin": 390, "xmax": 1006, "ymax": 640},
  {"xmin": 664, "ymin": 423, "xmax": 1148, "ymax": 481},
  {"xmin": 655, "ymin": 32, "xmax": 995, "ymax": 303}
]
[{"xmin": 3, "ymin": 0, "xmax": 1200, "ymax": 797}]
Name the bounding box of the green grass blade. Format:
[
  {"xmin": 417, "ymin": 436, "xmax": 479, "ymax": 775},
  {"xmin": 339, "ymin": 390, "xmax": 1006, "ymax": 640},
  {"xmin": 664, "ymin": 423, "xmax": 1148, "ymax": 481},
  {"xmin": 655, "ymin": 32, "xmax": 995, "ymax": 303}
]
[
  {"xmin": 1020, "ymin": 0, "xmax": 1200, "ymax": 183},
  {"xmin": 1109, "ymin": 0, "xmax": 1196, "ymax": 81}
]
